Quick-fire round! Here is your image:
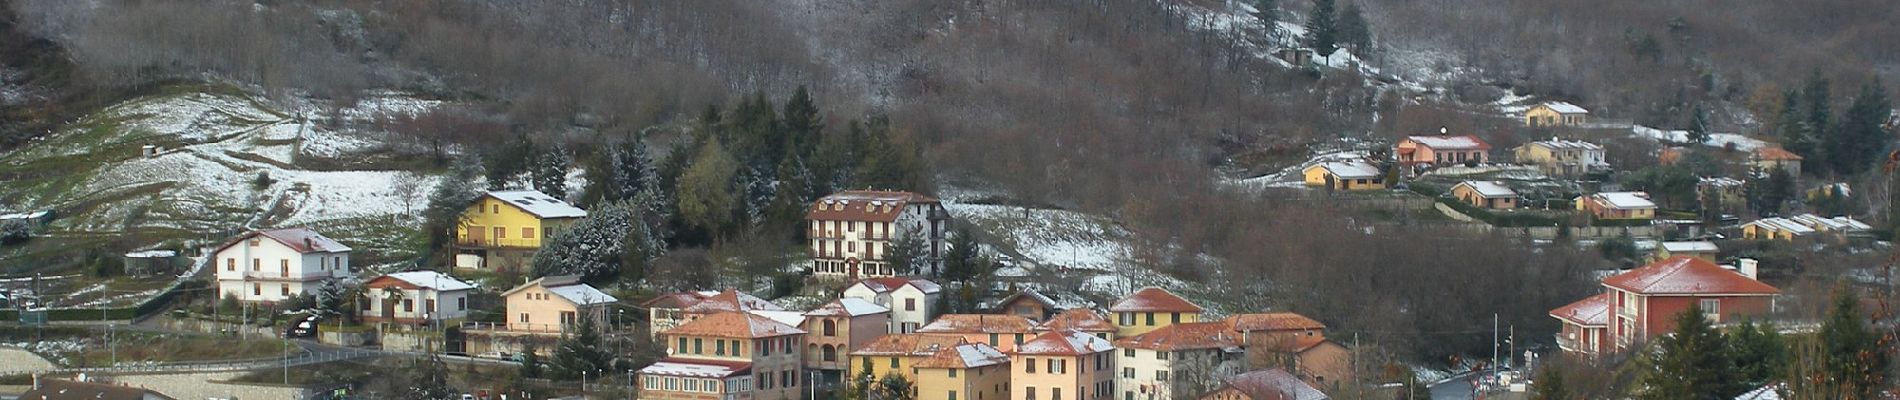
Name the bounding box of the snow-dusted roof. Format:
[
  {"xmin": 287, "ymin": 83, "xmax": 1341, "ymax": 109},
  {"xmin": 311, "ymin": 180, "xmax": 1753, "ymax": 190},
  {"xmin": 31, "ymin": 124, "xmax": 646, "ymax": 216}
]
[
  {"xmin": 748, "ymin": 310, "xmax": 807, "ymax": 327},
  {"xmin": 667, "ymin": 311, "xmax": 807, "ymax": 338},
  {"xmin": 123, "ymin": 250, "xmax": 178, "ymax": 258},
  {"xmin": 1538, "ymin": 102, "xmax": 1589, "ymax": 114},
  {"xmin": 808, "ymin": 190, "xmax": 939, "ymax": 223},
  {"xmin": 1108, "ymin": 287, "xmax": 1204, "ymax": 313},
  {"xmin": 380, "ymin": 271, "xmax": 477, "ymax": 292},
  {"xmin": 1549, "ymin": 292, "xmax": 1613, "ymax": 327},
  {"xmin": 1403, "ymin": 135, "xmax": 1491, "ymax": 150},
  {"xmin": 218, "ymin": 227, "xmax": 351, "ymax": 254},
  {"xmin": 548, "ymin": 282, "xmax": 618, "ymax": 305},
  {"xmin": 1307, "ymin": 161, "xmax": 1382, "ymax": 179},
  {"xmin": 1660, "ymin": 241, "xmax": 1719, "ymax": 253},
  {"xmin": 1455, "ymin": 181, "xmax": 1517, "ymax": 198},
  {"xmin": 1225, "ymin": 369, "xmax": 1330, "ymax": 400},
  {"xmin": 485, "ymin": 190, "xmax": 587, "ymax": 219},
  {"xmin": 1791, "ymin": 214, "xmax": 1872, "ymax": 232},
  {"xmin": 1602, "ymin": 256, "xmax": 1778, "ymax": 295},
  {"xmin": 1699, "ymin": 177, "xmax": 1744, "ymax": 188},
  {"xmin": 638, "ymin": 359, "xmax": 750, "ymax": 378},
  {"xmin": 914, "ymin": 343, "xmax": 1011, "ymax": 369},
  {"xmin": 1589, "ymin": 192, "xmax": 1656, "ymax": 209},
  {"xmin": 1523, "ymin": 138, "xmax": 1601, "ymax": 150},
  {"xmin": 805, "ymin": 298, "xmax": 890, "ymax": 317},
  {"xmin": 849, "ymin": 277, "xmax": 943, "ymax": 294},
  {"xmin": 1014, "ymin": 330, "xmax": 1116, "ymax": 355},
  {"xmin": 1745, "ymin": 218, "xmax": 1816, "ymax": 235}
]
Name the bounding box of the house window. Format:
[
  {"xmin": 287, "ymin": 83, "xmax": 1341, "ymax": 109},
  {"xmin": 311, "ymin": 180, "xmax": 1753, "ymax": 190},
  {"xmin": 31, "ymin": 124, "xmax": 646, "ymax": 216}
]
[
  {"xmin": 890, "ymin": 357, "xmax": 901, "ymax": 368},
  {"xmin": 1124, "ymin": 349, "xmax": 1134, "ymax": 358},
  {"xmin": 1026, "ymin": 387, "xmax": 1037, "ymax": 400},
  {"xmin": 949, "ymin": 369, "xmax": 958, "ymax": 378},
  {"xmin": 1701, "ymin": 299, "xmax": 1721, "ymax": 321},
  {"xmin": 1024, "ymin": 358, "xmax": 1037, "ymax": 374},
  {"xmin": 426, "ymin": 299, "xmax": 436, "ymax": 313},
  {"xmin": 989, "ymin": 333, "xmax": 1000, "ymax": 345},
  {"xmin": 561, "ymin": 311, "xmax": 577, "ymax": 325},
  {"xmin": 694, "ymin": 339, "xmax": 704, "ymax": 354},
  {"xmin": 1122, "ymin": 367, "xmax": 1134, "ymax": 378},
  {"xmin": 824, "ymin": 320, "xmax": 838, "ymax": 336},
  {"xmin": 457, "ymin": 297, "xmax": 466, "ymax": 310},
  {"xmin": 679, "ymin": 338, "xmax": 688, "ymax": 352},
  {"xmin": 226, "ymin": 258, "xmax": 235, "ymax": 271},
  {"xmin": 862, "ymin": 357, "xmax": 873, "ymax": 372},
  {"xmin": 1052, "ymin": 388, "xmax": 1062, "ymax": 400},
  {"xmin": 1050, "ymin": 359, "xmax": 1065, "ymax": 374},
  {"xmin": 494, "ymin": 227, "xmax": 506, "ymax": 239},
  {"xmin": 1014, "ymin": 334, "xmax": 1025, "ymax": 345},
  {"xmin": 906, "ymin": 298, "xmax": 916, "ymax": 311},
  {"xmin": 949, "ymin": 390, "xmax": 958, "ymax": 400},
  {"xmin": 717, "ymin": 340, "xmax": 727, "ymax": 356},
  {"xmin": 281, "ymin": 284, "xmax": 290, "ymax": 296},
  {"xmin": 1156, "ymin": 371, "xmax": 1169, "ymax": 381},
  {"xmin": 520, "ymin": 313, "xmax": 530, "ymax": 323},
  {"xmin": 492, "ymin": 204, "xmax": 499, "ymax": 214},
  {"xmin": 280, "ymin": 261, "xmax": 289, "ymax": 277},
  {"xmin": 523, "ymin": 227, "xmax": 535, "ymax": 239},
  {"xmin": 1119, "ymin": 313, "xmax": 1133, "ymax": 325},
  {"xmin": 1145, "ymin": 313, "xmax": 1155, "ymax": 326},
  {"xmin": 252, "ymin": 259, "xmax": 261, "ymax": 271},
  {"xmin": 1171, "ymin": 313, "xmax": 1181, "ymax": 324},
  {"xmin": 1157, "ymin": 351, "xmax": 1168, "ymax": 360},
  {"xmin": 253, "ymin": 283, "xmax": 261, "ymax": 296},
  {"xmin": 403, "ymin": 299, "xmax": 414, "ymax": 312}
]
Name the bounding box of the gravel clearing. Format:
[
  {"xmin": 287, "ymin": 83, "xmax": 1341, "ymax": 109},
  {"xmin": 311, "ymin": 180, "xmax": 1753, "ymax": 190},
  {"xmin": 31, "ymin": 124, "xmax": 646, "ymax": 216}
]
[{"xmin": 109, "ymin": 372, "xmax": 303, "ymax": 400}]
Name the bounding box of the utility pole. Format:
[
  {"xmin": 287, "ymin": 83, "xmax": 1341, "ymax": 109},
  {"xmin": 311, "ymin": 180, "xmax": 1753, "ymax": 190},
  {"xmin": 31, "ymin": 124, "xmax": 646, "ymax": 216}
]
[{"xmin": 1491, "ymin": 313, "xmax": 1499, "ymax": 380}]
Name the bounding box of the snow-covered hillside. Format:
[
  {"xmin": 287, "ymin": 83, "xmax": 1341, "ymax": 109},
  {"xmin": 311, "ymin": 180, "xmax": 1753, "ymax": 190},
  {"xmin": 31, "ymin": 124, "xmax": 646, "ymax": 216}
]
[{"xmin": 0, "ymin": 88, "xmax": 438, "ymax": 255}]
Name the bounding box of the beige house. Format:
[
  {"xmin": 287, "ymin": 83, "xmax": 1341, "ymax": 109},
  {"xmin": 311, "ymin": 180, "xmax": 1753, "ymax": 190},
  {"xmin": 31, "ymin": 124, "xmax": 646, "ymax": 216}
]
[
  {"xmin": 808, "ymin": 190, "xmax": 949, "ymax": 279},
  {"xmin": 500, "ymin": 275, "xmax": 618, "ymax": 334},
  {"xmin": 913, "ymin": 343, "xmax": 1015, "ymax": 400},
  {"xmin": 1576, "ymin": 192, "xmax": 1657, "ymax": 220},
  {"xmin": 1524, "ymin": 102, "xmax": 1590, "ymax": 127},
  {"xmin": 803, "ymin": 298, "xmax": 891, "ymax": 385},
  {"xmin": 1512, "ymin": 138, "xmax": 1605, "ymax": 176},
  {"xmin": 640, "ymin": 289, "xmax": 784, "ymax": 339},
  {"xmin": 1224, "ymin": 313, "xmax": 1351, "ymax": 388},
  {"xmin": 850, "ymin": 334, "xmax": 969, "ymax": 383},
  {"xmin": 1009, "ymin": 330, "xmax": 1117, "ymax": 400},
  {"xmin": 1752, "ymin": 147, "xmax": 1804, "ymax": 176},
  {"xmin": 638, "ymin": 311, "xmax": 808, "ymax": 400},
  {"xmin": 1450, "ymin": 181, "xmax": 1518, "ymax": 209},
  {"xmin": 1300, "ymin": 162, "xmax": 1386, "ymax": 191}
]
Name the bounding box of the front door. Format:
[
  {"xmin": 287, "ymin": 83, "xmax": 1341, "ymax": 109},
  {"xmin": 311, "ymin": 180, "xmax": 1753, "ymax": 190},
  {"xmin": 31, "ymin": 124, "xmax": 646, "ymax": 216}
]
[{"xmin": 381, "ymin": 298, "xmax": 397, "ymax": 320}]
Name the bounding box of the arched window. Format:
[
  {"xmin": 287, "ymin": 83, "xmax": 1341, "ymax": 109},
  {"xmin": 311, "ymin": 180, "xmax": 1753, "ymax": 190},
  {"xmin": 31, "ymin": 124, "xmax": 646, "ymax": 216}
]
[
  {"xmin": 823, "ymin": 319, "xmax": 838, "ymax": 336},
  {"xmin": 822, "ymin": 344, "xmax": 837, "ymax": 362}
]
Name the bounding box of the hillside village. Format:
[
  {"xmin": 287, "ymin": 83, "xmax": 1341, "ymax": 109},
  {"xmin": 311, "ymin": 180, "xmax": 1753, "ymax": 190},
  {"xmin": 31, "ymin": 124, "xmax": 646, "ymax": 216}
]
[{"xmin": 0, "ymin": 0, "xmax": 1898, "ymax": 400}]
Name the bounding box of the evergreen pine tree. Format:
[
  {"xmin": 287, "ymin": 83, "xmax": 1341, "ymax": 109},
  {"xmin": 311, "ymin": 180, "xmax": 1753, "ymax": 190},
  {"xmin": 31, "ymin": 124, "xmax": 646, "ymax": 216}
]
[
  {"xmin": 854, "ymin": 116, "xmax": 930, "ymax": 192},
  {"xmin": 1776, "ymin": 90, "xmax": 1812, "ymax": 155},
  {"xmin": 1828, "ymin": 80, "xmax": 1893, "ymax": 177},
  {"xmin": 1303, "ymin": 0, "xmax": 1338, "ymax": 55},
  {"xmin": 549, "ymin": 311, "xmax": 612, "ymax": 380},
  {"xmin": 486, "ymin": 132, "xmax": 536, "ymax": 190},
  {"xmin": 1820, "ymin": 289, "xmax": 1886, "ymax": 397},
  {"xmin": 1686, "ymin": 104, "xmax": 1711, "ymax": 144},
  {"xmin": 409, "ymin": 354, "xmax": 455, "ymax": 400},
  {"xmin": 1638, "ymin": 303, "xmax": 1744, "ymax": 399},
  {"xmin": 423, "ymin": 157, "xmax": 484, "ymax": 262},
  {"xmin": 519, "ymin": 347, "xmax": 545, "ymax": 379},
  {"xmin": 1252, "ymin": 0, "xmax": 1278, "ymax": 33},
  {"xmin": 532, "ymin": 144, "xmax": 571, "ymax": 199},
  {"xmin": 676, "ymin": 139, "xmax": 741, "ymax": 239},
  {"xmin": 1336, "ymin": 2, "xmax": 1371, "ymax": 54},
  {"xmin": 1726, "ymin": 319, "xmax": 1787, "ymax": 387},
  {"xmin": 887, "ymin": 233, "xmax": 925, "ymax": 275},
  {"xmin": 609, "ymin": 133, "xmax": 660, "ymax": 205},
  {"xmin": 532, "ymin": 201, "xmax": 656, "ymax": 282},
  {"xmin": 783, "ymin": 85, "xmax": 824, "ymax": 159},
  {"xmin": 315, "ymin": 279, "xmax": 346, "ymax": 317},
  {"xmin": 765, "ymin": 154, "xmax": 816, "ymax": 232},
  {"xmin": 1802, "ymin": 72, "xmax": 1833, "ymax": 173},
  {"xmin": 943, "ymin": 225, "xmax": 981, "ymax": 280},
  {"xmin": 1533, "ymin": 366, "xmax": 1570, "ymax": 400}
]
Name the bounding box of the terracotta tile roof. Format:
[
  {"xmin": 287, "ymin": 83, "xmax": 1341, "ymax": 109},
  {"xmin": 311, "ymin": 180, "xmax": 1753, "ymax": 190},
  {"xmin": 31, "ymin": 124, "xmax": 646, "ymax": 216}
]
[
  {"xmin": 1602, "ymin": 256, "xmax": 1779, "ymax": 295},
  {"xmin": 1114, "ymin": 321, "xmax": 1241, "ymax": 351},
  {"xmin": 1224, "ymin": 369, "xmax": 1329, "ymax": 400},
  {"xmin": 682, "ymin": 289, "xmax": 786, "ymax": 313},
  {"xmin": 806, "ymin": 190, "xmax": 939, "ymax": 223},
  {"xmin": 912, "ymin": 343, "xmax": 1011, "ymax": 369},
  {"xmin": 215, "ymin": 227, "xmax": 350, "ymax": 255},
  {"xmin": 1014, "ymin": 330, "xmax": 1115, "ymax": 355},
  {"xmin": 850, "ymin": 334, "xmax": 968, "ymax": 356},
  {"xmin": 1755, "ymin": 146, "xmax": 1804, "ymax": 161},
  {"xmin": 1549, "ymin": 292, "xmax": 1614, "ymax": 327},
  {"xmin": 848, "ymin": 277, "xmax": 943, "ymax": 294},
  {"xmin": 916, "ymin": 314, "xmax": 1038, "ymax": 334},
  {"xmin": 1225, "ymin": 312, "xmax": 1326, "ymax": 332},
  {"xmin": 20, "ymin": 379, "xmax": 177, "ymax": 400},
  {"xmin": 639, "ymin": 291, "xmax": 718, "ymax": 308},
  {"xmin": 804, "ymin": 298, "xmax": 890, "ymax": 317},
  {"xmin": 664, "ymin": 311, "xmax": 806, "ymax": 339},
  {"xmin": 1036, "ymin": 309, "xmax": 1116, "ymax": 332},
  {"xmin": 1403, "ymin": 135, "xmax": 1492, "ymax": 150},
  {"xmin": 1108, "ymin": 287, "xmax": 1204, "ymax": 313}
]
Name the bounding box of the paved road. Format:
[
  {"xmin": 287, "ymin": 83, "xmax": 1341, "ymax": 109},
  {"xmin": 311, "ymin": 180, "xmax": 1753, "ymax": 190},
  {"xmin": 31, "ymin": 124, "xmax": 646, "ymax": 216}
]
[{"xmin": 1430, "ymin": 372, "xmax": 1478, "ymax": 400}]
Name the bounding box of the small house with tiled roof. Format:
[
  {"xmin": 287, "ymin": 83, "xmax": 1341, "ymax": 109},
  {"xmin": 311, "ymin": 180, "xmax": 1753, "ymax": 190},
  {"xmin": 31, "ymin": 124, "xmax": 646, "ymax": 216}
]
[
  {"xmin": 641, "ymin": 311, "xmax": 808, "ymax": 400},
  {"xmin": 1550, "ymin": 292, "xmax": 1613, "ymax": 357},
  {"xmin": 501, "ymin": 275, "xmax": 618, "ymax": 334},
  {"xmin": 361, "ymin": 271, "xmax": 476, "ymax": 324},
  {"xmin": 1197, "ymin": 369, "xmax": 1330, "ymax": 400},
  {"xmin": 1450, "ymin": 181, "xmax": 1518, "ymax": 209},
  {"xmin": 848, "ymin": 334, "xmax": 968, "ymax": 383},
  {"xmin": 455, "ymin": 189, "xmax": 586, "ymax": 271},
  {"xmin": 1301, "ymin": 161, "xmax": 1386, "ymax": 191},
  {"xmin": 802, "ymin": 298, "xmax": 890, "ymax": 383},
  {"xmin": 807, "ymin": 190, "xmax": 949, "ymax": 279},
  {"xmin": 1524, "ymin": 102, "xmax": 1590, "ymax": 127},
  {"xmin": 1576, "ymin": 191, "xmax": 1657, "ymax": 220},
  {"xmin": 916, "ymin": 314, "xmax": 1041, "ymax": 351},
  {"xmin": 1396, "ymin": 134, "xmax": 1491, "ymax": 167},
  {"xmin": 1010, "ymin": 330, "xmax": 1117, "ymax": 400},
  {"xmin": 1222, "ymin": 313, "xmax": 1350, "ymax": 387},
  {"xmin": 1036, "ymin": 308, "xmax": 1118, "ymax": 341},
  {"xmin": 994, "ymin": 289, "xmax": 1062, "ymax": 321},
  {"xmin": 843, "ymin": 277, "xmax": 943, "ymax": 333},
  {"xmin": 641, "ymin": 289, "xmax": 783, "ymax": 339},
  {"xmin": 212, "ymin": 227, "xmax": 352, "ymax": 303},
  {"xmin": 1741, "ymin": 217, "xmax": 1815, "ymax": 241},
  {"xmin": 1751, "ymin": 146, "xmax": 1804, "ymax": 176},
  {"xmin": 1114, "ymin": 321, "xmax": 1245, "ymax": 400},
  {"xmin": 1513, "ymin": 138, "xmax": 1606, "ymax": 176},
  {"xmin": 1584, "ymin": 256, "xmax": 1777, "ymax": 353},
  {"xmin": 1109, "ymin": 287, "xmax": 1206, "ymax": 337},
  {"xmin": 913, "ymin": 343, "xmax": 1013, "ymax": 400}
]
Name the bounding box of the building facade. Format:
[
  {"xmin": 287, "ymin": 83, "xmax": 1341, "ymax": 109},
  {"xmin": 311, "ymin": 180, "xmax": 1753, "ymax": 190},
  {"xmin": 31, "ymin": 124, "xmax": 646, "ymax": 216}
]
[
  {"xmin": 917, "ymin": 314, "xmax": 1041, "ymax": 352},
  {"xmin": 843, "ymin": 277, "xmax": 943, "ymax": 333},
  {"xmin": 454, "ymin": 190, "xmax": 585, "ymax": 271},
  {"xmin": 1114, "ymin": 322, "xmax": 1243, "ymax": 400},
  {"xmin": 1512, "ymin": 139, "xmax": 1605, "ymax": 176},
  {"xmin": 1395, "ymin": 135, "xmax": 1491, "ymax": 167},
  {"xmin": 1576, "ymin": 192, "xmax": 1657, "ymax": 220},
  {"xmin": 1300, "ymin": 162, "xmax": 1386, "ymax": 191},
  {"xmin": 639, "ymin": 311, "xmax": 808, "ymax": 400},
  {"xmin": 1108, "ymin": 287, "xmax": 1205, "ymax": 338},
  {"xmin": 1551, "ymin": 256, "xmax": 1779, "ymax": 357},
  {"xmin": 1010, "ymin": 330, "xmax": 1117, "ymax": 400},
  {"xmin": 1450, "ymin": 181, "xmax": 1518, "ymax": 209},
  {"xmin": 212, "ymin": 228, "xmax": 352, "ymax": 303},
  {"xmin": 1524, "ymin": 102, "xmax": 1590, "ymax": 127},
  {"xmin": 914, "ymin": 343, "xmax": 1015, "ymax": 400},
  {"xmin": 808, "ymin": 191, "xmax": 949, "ymax": 279},
  {"xmin": 500, "ymin": 275, "xmax": 618, "ymax": 334},
  {"xmin": 803, "ymin": 298, "xmax": 892, "ymax": 385},
  {"xmin": 360, "ymin": 271, "xmax": 475, "ymax": 325}
]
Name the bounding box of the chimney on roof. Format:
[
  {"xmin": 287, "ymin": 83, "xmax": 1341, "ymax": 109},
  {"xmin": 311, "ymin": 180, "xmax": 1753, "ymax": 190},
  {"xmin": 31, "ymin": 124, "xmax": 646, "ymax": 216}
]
[
  {"xmin": 304, "ymin": 237, "xmax": 314, "ymax": 249},
  {"xmin": 1739, "ymin": 258, "xmax": 1759, "ymax": 280}
]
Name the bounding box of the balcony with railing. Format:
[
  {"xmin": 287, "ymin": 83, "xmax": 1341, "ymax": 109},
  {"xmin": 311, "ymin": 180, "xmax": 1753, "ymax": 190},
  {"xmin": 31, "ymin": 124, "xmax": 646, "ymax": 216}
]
[
  {"xmin": 456, "ymin": 237, "xmax": 540, "ymax": 249},
  {"xmin": 238, "ymin": 271, "xmax": 330, "ymax": 282}
]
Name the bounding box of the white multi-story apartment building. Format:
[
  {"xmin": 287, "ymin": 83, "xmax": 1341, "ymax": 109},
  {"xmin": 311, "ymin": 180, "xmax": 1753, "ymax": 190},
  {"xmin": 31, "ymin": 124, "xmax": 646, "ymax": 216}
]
[
  {"xmin": 212, "ymin": 228, "xmax": 352, "ymax": 303},
  {"xmin": 807, "ymin": 190, "xmax": 948, "ymax": 279}
]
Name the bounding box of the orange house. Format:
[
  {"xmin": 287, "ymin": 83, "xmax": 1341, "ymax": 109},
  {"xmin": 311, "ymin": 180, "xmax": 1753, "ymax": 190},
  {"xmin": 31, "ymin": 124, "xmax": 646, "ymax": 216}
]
[
  {"xmin": 1010, "ymin": 330, "xmax": 1117, "ymax": 400},
  {"xmin": 916, "ymin": 314, "xmax": 1041, "ymax": 351},
  {"xmin": 1396, "ymin": 135, "xmax": 1491, "ymax": 167},
  {"xmin": 1036, "ymin": 309, "xmax": 1119, "ymax": 341}
]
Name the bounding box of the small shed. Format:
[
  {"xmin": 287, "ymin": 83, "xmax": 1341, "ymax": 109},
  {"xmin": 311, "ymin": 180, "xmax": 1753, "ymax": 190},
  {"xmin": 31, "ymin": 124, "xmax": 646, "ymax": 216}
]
[{"xmin": 123, "ymin": 250, "xmax": 184, "ymax": 276}]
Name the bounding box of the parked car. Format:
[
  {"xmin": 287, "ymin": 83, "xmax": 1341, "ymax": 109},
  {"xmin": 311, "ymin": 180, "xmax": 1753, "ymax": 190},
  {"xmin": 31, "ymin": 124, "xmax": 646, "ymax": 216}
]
[{"xmin": 287, "ymin": 314, "xmax": 321, "ymax": 338}]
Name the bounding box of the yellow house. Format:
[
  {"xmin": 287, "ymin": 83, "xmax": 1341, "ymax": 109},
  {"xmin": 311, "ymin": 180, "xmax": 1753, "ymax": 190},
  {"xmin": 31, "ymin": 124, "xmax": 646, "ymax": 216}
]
[
  {"xmin": 850, "ymin": 334, "xmax": 967, "ymax": 383},
  {"xmin": 1450, "ymin": 181, "xmax": 1518, "ymax": 209},
  {"xmin": 455, "ymin": 190, "xmax": 586, "ymax": 271},
  {"xmin": 1301, "ymin": 161, "xmax": 1386, "ymax": 191},
  {"xmin": 1652, "ymin": 241, "xmax": 1719, "ymax": 263},
  {"xmin": 1512, "ymin": 139, "xmax": 1605, "ymax": 176},
  {"xmin": 1524, "ymin": 102, "xmax": 1589, "ymax": 126},
  {"xmin": 1576, "ymin": 192, "xmax": 1656, "ymax": 220},
  {"xmin": 913, "ymin": 343, "xmax": 1013, "ymax": 400},
  {"xmin": 1741, "ymin": 217, "xmax": 1814, "ymax": 241},
  {"xmin": 1107, "ymin": 287, "xmax": 1205, "ymax": 337}
]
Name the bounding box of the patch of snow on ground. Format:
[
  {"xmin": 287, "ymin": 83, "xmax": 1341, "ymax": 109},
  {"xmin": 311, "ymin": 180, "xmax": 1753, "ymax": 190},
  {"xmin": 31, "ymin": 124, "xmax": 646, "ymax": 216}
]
[
  {"xmin": 1494, "ymin": 92, "xmax": 1537, "ymax": 115},
  {"xmin": 945, "ymin": 201, "xmax": 1131, "ymax": 272},
  {"xmin": 1631, "ymin": 125, "xmax": 1769, "ymax": 151},
  {"xmin": 278, "ymin": 171, "xmax": 437, "ymax": 225},
  {"xmin": 1231, "ymin": 149, "xmax": 1372, "ymax": 189}
]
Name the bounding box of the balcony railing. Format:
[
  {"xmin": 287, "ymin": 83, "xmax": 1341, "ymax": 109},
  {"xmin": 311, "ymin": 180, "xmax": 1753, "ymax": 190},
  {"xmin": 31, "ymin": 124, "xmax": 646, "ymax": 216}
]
[
  {"xmin": 457, "ymin": 237, "xmax": 540, "ymax": 248},
  {"xmin": 236, "ymin": 272, "xmax": 330, "ymax": 281}
]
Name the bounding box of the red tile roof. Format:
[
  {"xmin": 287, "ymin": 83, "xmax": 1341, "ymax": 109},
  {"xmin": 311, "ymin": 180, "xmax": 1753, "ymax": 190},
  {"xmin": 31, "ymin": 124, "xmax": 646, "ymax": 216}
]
[
  {"xmin": 848, "ymin": 277, "xmax": 944, "ymax": 295},
  {"xmin": 639, "ymin": 291, "xmax": 715, "ymax": 308},
  {"xmin": 1114, "ymin": 321, "xmax": 1241, "ymax": 351},
  {"xmin": 916, "ymin": 314, "xmax": 1038, "ymax": 334},
  {"xmin": 806, "ymin": 190, "xmax": 938, "ymax": 223},
  {"xmin": 664, "ymin": 311, "xmax": 806, "ymax": 339},
  {"xmin": 1602, "ymin": 256, "xmax": 1779, "ymax": 295},
  {"xmin": 1036, "ymin": 309, "xmax": 1116, "ymax": 333},
  {"xmin": 1402, "ymin": 135, "xmax": 1493, "ymax": 150},
  {"xmin": 851, "ymin": 334, "xmax": 968, "ymax": 356},
  {"xmin": 912, "ymin": 343, "xmax": 1011, "ymax": 369},
  {"xmin": 215, "ymin": 227, "xmax": 350, "ymax": 255},
  {"xmin": 1223, "ymin": 369, "xmax": 1328, "ymax": 400},
  {"xmin": 1755, "ymin": 146, "xmax": 1804, "ymax": 161},
  {"xmin": 1549, "ymin": 292, "xmax": 1614, "ymax": 327},
  {"xmin": 682, "ymin": 289, "xmax": 785, "ymax": 313},
  {"xmin": 1014, "ymin": 330, "xmax": 1115, "ymax": 356},
  {"xmin": 1225, "ymin": 313, "xmax": 1325, "ymax": 332},
  {"xmin": 1108, "ymin": 287, "xmax": 1204, "ymax": 313}
]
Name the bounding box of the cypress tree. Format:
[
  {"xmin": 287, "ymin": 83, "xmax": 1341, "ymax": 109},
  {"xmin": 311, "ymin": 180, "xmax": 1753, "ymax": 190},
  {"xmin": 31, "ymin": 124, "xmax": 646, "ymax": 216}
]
[{"xmin": 1303, "ymin": 0, "xmax": 1338, "ymax": 55}]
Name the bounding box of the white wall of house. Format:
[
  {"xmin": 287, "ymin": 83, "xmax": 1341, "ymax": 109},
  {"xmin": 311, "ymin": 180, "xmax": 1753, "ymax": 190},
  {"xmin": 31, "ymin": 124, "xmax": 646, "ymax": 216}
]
[
  {"xmin": 363, "ymin": 288, "xmax": 471, "ymax": 321},
  {"xmin": 842, "ymin": 284, "xmax": 937, "ymax": 333},
  {"xmin": 812, "ymin": 203, "xmax": 944, "ymax": 278},
  {"xmin": 212, "ymin": 238, "xmax": 351, "ymax": 302}
]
